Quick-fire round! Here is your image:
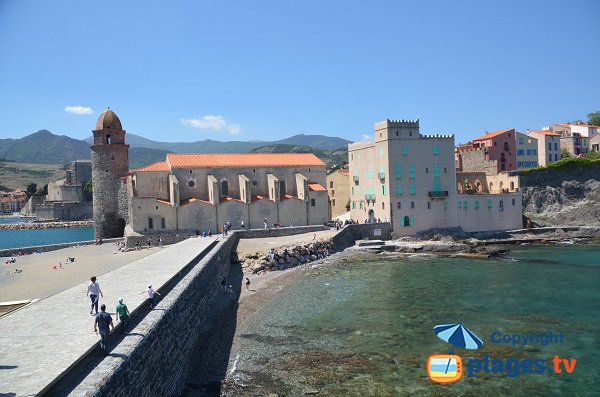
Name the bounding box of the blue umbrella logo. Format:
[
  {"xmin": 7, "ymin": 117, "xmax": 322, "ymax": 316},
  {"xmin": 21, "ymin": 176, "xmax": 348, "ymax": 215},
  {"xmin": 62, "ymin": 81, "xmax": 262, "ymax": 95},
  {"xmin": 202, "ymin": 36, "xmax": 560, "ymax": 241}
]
[{"xmin": 433, "ymin": 323, "xmax": 483, "ymax": 353}]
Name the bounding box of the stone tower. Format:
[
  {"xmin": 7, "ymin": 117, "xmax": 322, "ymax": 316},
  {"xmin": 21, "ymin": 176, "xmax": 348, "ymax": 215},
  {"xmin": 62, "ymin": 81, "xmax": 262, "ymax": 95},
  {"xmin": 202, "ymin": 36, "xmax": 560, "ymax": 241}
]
[{"xmin": 90, "ymin": 108, "xmax": 129, "ymax": 239}]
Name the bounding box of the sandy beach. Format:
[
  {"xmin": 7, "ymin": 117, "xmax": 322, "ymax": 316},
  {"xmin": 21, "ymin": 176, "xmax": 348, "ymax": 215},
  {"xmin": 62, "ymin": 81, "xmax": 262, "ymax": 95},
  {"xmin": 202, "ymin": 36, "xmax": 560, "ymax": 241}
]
[{"xmin": 0, "ymin": 243, "xmax": 158, "ymax": 303}]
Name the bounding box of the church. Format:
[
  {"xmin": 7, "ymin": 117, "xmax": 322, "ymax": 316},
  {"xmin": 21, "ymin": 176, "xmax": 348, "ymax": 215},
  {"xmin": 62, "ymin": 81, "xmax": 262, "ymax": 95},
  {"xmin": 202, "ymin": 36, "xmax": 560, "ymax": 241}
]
[{"xmin": 90, "ymin": 108, "xmax": 329, "ymax": 239}]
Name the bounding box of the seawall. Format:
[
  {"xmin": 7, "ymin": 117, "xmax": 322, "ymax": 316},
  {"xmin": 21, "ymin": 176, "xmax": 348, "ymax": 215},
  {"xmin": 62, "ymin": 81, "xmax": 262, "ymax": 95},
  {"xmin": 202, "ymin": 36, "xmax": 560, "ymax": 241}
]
[
  {"xmin": 332, "ymin": 223, "xmax": 392, "ymax": 251},
  {"xmin": 65, "ymin": 236, "xmax": 238, "ymax": 396}
]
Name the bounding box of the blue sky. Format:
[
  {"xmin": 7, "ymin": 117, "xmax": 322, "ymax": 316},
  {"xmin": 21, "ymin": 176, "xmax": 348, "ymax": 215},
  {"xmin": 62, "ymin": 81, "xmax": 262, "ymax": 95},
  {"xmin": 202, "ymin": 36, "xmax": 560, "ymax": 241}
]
[{"xmin": 0, "ymin": 0, "xmax": 599, "ymax": 144}]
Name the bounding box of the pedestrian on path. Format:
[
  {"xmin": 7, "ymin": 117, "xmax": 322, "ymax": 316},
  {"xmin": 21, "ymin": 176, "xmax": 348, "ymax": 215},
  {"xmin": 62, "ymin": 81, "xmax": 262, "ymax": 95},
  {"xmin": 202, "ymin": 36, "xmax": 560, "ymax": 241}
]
[
  {"xmin": 87, "ymin": 276, "xmax": 103, "ymax": 315},
  {"xmin": 158, "ymin": 237, "xmax": 163, "ymax": 248},
  {"xmin": 94, "ymin": 304, "xmax": 114, "ymax": 354},
  {"xmin": 115, "ymin": 298, "xmax": 130, "ymax": 334},
  {"xmin": 245, "ymin": 277, "xmax": 250, "ymax": 290},
  {"xmin": 264, "ymin": 218, "xmax": 268, "ymax": 229},
  {"xmin": 146, "ymin": 285, "xmax": 161, "ymax": 309}
]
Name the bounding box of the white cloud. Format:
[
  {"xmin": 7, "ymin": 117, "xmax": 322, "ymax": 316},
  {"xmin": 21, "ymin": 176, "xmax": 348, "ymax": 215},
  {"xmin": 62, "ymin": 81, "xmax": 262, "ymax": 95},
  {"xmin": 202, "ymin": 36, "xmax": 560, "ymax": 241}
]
[
  {"xmin": 180, "ymin": 115, "xmax": 241, "ymax": 135},
  {"xmin": 361, "ymin": 134, "xmax": 371, "ymax": 141},
  {"xmin": 64, "ymin": 105, "xmax": 94, "ymax": 115}
]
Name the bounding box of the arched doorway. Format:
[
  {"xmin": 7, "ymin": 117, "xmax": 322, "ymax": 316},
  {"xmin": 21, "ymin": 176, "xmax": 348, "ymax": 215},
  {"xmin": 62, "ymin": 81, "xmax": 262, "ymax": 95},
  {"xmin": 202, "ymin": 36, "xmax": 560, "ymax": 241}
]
[
  {"xmin": 403, "ymin": 216, "xmax": 410, "ymax": 226},
  {"xmin": 510, "ymin": 181, "xmax": 515, "ymax": 191},
  {"xmin": 368, "ymin": 209, "xmax": 375, "ymax": 222}
]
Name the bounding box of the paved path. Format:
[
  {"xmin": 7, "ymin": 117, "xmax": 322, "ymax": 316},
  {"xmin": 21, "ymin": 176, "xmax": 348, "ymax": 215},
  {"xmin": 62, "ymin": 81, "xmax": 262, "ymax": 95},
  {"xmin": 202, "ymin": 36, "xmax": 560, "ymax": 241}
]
[{"xmin": 0, "ymin": 236, "xmax": 219, "ymax": 397}]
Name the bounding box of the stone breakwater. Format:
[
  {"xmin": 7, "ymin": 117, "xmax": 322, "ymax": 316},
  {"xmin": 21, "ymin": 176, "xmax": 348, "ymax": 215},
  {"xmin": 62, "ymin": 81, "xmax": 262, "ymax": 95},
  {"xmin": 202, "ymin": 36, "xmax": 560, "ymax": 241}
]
[
  {"xmin": 243, "ymin": 239, "xmax": 336, "ymax": 273},
  {"xmin": 0, "ymin": 220, "xmax": 93, "ymax": 231}
]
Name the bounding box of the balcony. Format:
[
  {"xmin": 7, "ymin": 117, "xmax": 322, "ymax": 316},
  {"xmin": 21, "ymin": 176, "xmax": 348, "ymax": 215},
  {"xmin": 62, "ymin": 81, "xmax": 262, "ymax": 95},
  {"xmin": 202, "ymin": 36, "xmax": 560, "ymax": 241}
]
[
  {"xmin": 364, "ymin": 194, "xmax": 376, "ymax": 202},
  {"xmin": 378, "ymin": 172, "xmax": 385, "ymax": 180},
  {"xmin": 428, "ymin": 191, "xmax": 449, "ymax": 199}
]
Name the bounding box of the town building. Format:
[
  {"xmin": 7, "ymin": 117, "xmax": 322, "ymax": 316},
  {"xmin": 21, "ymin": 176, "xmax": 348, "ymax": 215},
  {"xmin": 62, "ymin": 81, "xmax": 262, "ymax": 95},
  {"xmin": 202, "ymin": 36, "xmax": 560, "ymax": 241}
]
[
  {"xmin": 515, "ymin": 132, "xmax": 538, "ymax": 169},
  {"xmin": 0, "ymin": 189, "xmax": 26, "ymax": 214},
  {"xmin": 326, "ymin": 167, "xmax": 350, "ymax": 219},
  {"xmin": 35, "ymin": 160, "xmax": 93, "ymax": 221},
  {"xmin": 590, "ymin": 134, "xmax": 600, "ymax": 152},
  {"xmin": 470, "ymin": 129, "xmax": 517, "ymax": 172},
  {"xmin": 348, "ymin": 119, "xmax": 522, "ymax": 236},
  {"xmin": 526, "ymin": 130, "xmax": 561, "ymax": 166},
  {"xmin": 90, "ymin": 109, "xmax": 329, "ymax": 239},
  {"xmin": 550, "ymin": 123, "xmax": 596, "ymax": 156}
]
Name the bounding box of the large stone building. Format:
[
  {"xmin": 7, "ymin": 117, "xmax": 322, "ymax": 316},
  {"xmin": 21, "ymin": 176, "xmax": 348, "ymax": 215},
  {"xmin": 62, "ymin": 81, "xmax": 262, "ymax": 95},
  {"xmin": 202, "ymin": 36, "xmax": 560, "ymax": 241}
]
[
  {"xmin": 36, "ymin": 160, "xmax": 93, "ymax": 221},
  {"xmin": 471, "ymin": 128, "xmax": 517, "ymax": 172},
  {"xmin": 348, "ymin": 119, "xmax": 522, "ymax": 236},
  {"xmin": 326, "ymin": 167, "xmax": 350, "ymax": 219},
  {"xmin": 90, "ymin": 109, "xmax": 328, "ymax": 239}
]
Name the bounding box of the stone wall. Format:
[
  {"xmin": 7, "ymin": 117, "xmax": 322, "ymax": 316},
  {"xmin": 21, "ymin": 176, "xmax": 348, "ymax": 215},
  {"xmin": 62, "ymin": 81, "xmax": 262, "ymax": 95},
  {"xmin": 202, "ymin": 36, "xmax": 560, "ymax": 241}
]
[
  {"xmin": 332, "ymin": 223, "xmax": 392, "ymax": 251},
  {"xmin": 68, "ymin": 235, "xmax": 236, "ymax": 397},
  {"xmin": 36, "ymin": 201, "xmax": 93, "ymax": 221}
]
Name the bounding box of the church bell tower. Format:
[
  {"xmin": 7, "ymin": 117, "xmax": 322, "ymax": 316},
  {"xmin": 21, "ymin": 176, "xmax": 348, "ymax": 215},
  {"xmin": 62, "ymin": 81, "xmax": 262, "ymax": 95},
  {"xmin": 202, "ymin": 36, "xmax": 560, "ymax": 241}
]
[{"xmin": 90, "ymin": 108, "xmax": 129, "ymax": 239}]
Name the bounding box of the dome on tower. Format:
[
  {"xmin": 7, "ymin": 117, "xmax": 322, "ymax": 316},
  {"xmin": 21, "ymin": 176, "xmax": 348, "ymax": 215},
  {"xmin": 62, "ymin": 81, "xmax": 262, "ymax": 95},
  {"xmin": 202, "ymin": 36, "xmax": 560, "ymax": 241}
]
[{"xmin": 95, "ymin": 108, "xmax": 123, "ymax": 130}]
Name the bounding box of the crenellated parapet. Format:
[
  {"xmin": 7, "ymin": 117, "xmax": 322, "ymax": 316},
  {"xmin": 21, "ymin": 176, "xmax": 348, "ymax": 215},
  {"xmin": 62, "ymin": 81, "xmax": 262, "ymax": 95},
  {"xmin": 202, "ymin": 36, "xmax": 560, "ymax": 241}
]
[
  {"xmin": 375, "ymin": 118, "xmax": 419, "ymax": 130},
  {"xmin": 420, "ymin": 134, "xmax": 454, "ymax": 140}
]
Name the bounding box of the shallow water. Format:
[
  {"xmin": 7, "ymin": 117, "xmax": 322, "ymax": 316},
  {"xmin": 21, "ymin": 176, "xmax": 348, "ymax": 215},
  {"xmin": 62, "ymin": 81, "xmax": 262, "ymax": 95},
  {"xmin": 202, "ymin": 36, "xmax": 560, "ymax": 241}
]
[
  {"xmin": 0, "ymin": 226, "xmax": 94, "ymax": 250},
  {"xmin": 224, "ymin": 244, "xmax": 600, "ymax": 396}
]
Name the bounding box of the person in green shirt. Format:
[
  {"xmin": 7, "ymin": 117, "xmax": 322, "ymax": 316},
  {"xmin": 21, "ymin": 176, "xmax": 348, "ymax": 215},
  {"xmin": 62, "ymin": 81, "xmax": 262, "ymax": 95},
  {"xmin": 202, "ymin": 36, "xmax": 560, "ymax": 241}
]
[{"xmin": 116, "ymin": 298, "xmax": 130, "ymax": 334}]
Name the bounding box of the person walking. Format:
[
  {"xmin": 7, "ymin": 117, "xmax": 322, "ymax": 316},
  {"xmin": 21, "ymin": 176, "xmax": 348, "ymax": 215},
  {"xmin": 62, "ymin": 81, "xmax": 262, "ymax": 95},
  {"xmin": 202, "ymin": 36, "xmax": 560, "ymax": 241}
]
[
  {"xmin": 94, "ymin": 304, "xmax": 114, "ymax": 354},
  {"xmin": 115, "ymin": 298, "xmax": 130, "ymax": 334},
  {"xmin": 158, "ymin": 236, "xmax": 163, "ymax": 248},
  {"xmin": 87, "ymin": 276, "xmax": 103, "ymax": 315},
  {"xmin": 245, "ymin": 277, "xmax": 250, "ymax": 290},
  {"xmin": 240, "ymin": 220, "xmax": 245, "ymax": 230},
  {"xmin": 146, "ymin": 284, "xmax": 161, "ymax": 309},
  {"xmin": 264, "ymin": 218, "xmax": 268, "ymax": 229}
]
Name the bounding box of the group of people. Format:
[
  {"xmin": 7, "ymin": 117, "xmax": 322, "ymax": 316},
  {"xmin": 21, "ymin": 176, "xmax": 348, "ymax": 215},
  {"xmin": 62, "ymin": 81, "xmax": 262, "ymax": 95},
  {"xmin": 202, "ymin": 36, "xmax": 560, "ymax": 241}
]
[{"xmin": 87, "ymin": 276, "xmax": 161, "ymax": 355}]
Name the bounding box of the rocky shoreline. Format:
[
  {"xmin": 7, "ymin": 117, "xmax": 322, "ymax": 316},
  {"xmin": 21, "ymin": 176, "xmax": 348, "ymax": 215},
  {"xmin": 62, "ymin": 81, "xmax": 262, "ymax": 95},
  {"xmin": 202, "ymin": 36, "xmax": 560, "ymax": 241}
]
[
  {"xmin": 0, "ymin": 220, "xmax": 94, "ymax": 231},
  {"xmin": 240, "ymin": 239, "xmax": 336, "ymax": 274}
]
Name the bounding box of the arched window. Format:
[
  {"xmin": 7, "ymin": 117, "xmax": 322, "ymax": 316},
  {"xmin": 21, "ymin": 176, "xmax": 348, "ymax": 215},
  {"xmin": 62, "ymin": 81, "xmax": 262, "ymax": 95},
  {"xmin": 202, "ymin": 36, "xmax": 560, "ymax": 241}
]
[
  {"xmin": 500, "ymin": 181, "xmax": 504, "ymax": 191},
  {"xmin": 221, "ymin": 180, "xmax": 229, "ymax": 197},
  {"xmin": 510, "ymin": 181, "xmax": 515, "ymax": 191},
  {"xmin": 489, "ymin": 182, "xmax": 494, "ymax": 192},
  {"xmin": 106, "ymin": 134, "xmax": 112, "ymax": 144},
  {"xmin": 403, "ymin": 216, "xmax": 410, "ymax": 226}
]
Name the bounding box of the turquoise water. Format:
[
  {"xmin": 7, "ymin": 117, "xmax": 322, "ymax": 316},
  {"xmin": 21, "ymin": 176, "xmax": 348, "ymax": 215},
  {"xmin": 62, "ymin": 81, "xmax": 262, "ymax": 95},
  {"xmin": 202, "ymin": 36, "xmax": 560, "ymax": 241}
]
[
  {"xmin": 225, "ymin": 244, "xmax": 600, "ymax": 396},
  {"xmin": 0, "ymin": 227, "xmax": 94, "ymax": 250}
]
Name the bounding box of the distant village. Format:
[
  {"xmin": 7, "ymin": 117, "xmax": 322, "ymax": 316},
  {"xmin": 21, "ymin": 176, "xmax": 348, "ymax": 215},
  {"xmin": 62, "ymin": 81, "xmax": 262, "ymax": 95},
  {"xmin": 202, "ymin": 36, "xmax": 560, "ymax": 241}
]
[{"xmin": 3, "ymin": 114, "xmax": 600, "ymax": 238}]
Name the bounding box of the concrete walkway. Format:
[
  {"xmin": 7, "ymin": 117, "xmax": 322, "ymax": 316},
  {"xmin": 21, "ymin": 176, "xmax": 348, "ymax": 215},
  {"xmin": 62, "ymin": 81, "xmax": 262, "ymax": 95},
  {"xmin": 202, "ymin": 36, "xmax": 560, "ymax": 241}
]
[{"xmin": 0, "ymin": 236, "xmax": 219, "ymax": 397}]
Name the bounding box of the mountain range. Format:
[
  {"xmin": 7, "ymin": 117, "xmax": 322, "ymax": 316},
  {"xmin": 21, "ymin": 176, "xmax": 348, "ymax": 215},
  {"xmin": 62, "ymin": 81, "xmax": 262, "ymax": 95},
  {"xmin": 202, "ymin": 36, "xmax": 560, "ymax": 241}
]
[{"xmin": 0, "ymin": 130, "xmax": 352, "ymax": 169}]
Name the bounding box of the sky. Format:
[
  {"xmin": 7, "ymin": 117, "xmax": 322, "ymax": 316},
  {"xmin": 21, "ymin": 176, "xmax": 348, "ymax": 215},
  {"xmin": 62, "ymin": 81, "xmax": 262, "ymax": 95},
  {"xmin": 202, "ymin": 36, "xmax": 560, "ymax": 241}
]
[{"xmin": 0, "ymin": 0, "xmax": 599, "ymax": 144}]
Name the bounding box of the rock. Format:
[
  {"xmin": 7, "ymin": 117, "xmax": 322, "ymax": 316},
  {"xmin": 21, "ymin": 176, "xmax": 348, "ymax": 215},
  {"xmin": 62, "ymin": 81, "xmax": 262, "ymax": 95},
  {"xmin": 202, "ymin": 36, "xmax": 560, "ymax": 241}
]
[
  {"xmin": 310, "ymin": 255, "xmax": 317, "ymax": 261},
  {"xmin": 304, "ymin": 388, "xmax": 319, "ymax": 395},
  {"xmin": 278, "ymin": 258, "xmax": 286, "ymax": 264}
]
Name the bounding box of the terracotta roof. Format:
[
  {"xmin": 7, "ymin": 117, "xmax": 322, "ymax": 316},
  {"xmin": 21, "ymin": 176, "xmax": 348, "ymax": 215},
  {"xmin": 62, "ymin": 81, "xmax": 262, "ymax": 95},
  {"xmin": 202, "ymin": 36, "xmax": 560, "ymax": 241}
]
[
  {"xmin": 156, "ymin": 199, "xmax": 171, "ymax": 205},
  {"xmin": 554, "ymin": 122, "xmax": 599, "ymax": 128},
  {"xmin": 166, "ymin": 153, "xmax": 325, "ymax": 169},
  {"xmin": 180, "ymin": 197, "xmax": 211, "ymax": 206},
  {"xmin": 338, "ymin": 169, "xmax": 349, "ymax": 176},
  {"xmin": 131, "ymin": 161, "xmax": 170, "ymax": 172},
  {"xmin": 308, "ymin": 183, "xmax": 326, "ymax": 192},
  {"xmin": 473, "ymin": 129, "xmax": 514, "ymax": 141},
  {"xmin": 527, "ymin": 130, "xmax": 560, "ymax": 137}
]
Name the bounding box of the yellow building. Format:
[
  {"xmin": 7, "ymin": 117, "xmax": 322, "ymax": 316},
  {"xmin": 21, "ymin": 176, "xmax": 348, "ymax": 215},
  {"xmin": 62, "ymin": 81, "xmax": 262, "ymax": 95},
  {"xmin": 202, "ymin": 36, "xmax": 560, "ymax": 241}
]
[{"xmin": 326, "ymin": 168, "xmax": 350, "ymax": 219}]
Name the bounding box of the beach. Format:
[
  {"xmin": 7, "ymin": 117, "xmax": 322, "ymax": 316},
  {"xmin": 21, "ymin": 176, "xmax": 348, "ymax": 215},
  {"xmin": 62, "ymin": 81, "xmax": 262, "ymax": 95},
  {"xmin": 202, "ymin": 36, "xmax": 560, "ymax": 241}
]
[{"xmin": 0, "ymin": 243, "xmax": 157, "ymax": 304}]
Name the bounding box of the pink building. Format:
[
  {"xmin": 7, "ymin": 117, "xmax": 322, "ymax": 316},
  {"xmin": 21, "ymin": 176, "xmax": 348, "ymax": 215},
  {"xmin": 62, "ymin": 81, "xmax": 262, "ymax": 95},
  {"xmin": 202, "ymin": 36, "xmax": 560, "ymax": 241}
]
[{"xmin": 471, "ymin": 129, "xmax": 517, "ymax": 173}]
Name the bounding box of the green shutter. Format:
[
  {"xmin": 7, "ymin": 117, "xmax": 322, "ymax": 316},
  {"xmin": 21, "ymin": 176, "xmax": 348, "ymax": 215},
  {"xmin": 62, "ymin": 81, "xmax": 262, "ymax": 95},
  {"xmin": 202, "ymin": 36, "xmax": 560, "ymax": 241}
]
[
  {"xmin": 396, "ymin": 185, "xmax": 403, "ymax": 195},
  {"xmin": 402, "ymin": 146, "xmax": 408, "ymax": 156},
  {"xmin": 395, "ymin": 164, "xmax": 401, "ymax": 179}
]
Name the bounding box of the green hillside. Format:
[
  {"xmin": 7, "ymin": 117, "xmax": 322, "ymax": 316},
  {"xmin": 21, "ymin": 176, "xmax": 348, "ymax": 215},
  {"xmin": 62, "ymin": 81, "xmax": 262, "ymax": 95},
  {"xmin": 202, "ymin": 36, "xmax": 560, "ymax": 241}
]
[{"xmin": 250, "ymin": 144, "xmax": 347, "ymax": 170}]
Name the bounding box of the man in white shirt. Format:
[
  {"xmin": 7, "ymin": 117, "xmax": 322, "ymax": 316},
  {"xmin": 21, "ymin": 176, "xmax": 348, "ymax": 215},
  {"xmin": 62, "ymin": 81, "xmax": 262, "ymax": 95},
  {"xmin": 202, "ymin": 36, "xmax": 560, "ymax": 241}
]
[{"xmin": 87, "ymin": 276, "xmax": 103, "ymax": 315}]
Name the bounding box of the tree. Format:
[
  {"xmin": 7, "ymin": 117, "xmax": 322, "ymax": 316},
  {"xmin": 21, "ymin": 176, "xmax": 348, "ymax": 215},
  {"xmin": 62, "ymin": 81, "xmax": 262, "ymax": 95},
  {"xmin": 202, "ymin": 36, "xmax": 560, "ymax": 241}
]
[
  {"xmin": 0, "ymin": 185, "xmax": 10, "ymax": 192},
  {"xmin": 587, "ymin": 111, "xmax": 600, "ymax": 127},
  {"xmin": 84, "ymin": 179, "xmax": 93, "ymax": 201},
  {"xmin": 561, "ymin": 148, "xmax": 572, "ymax": 159},
  {"xmin": 25, "ymin": 183, "xmax": 37, "ymax": 199},
  {"xmin": 36, "ymin": 184, "xmax": 48, "ymax": 197}
]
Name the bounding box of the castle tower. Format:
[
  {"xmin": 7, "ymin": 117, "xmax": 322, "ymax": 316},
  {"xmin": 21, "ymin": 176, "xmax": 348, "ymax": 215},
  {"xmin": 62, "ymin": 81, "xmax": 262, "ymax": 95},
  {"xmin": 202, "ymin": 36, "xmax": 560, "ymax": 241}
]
[{"xmin": 90, "ymin": 108, "xmax": 129, "ymax": 239}]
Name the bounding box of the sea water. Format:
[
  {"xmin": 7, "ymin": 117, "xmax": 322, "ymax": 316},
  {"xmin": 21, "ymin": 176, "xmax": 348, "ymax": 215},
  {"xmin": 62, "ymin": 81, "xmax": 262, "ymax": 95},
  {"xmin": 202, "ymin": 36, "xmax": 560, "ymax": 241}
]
[
  {"xmin": 0, "ymin": 226, "xmax": 94, "ymax": 250},
  {"xmin": 224, "ymin": 244, "xmax": 600, "ymax": 396}
]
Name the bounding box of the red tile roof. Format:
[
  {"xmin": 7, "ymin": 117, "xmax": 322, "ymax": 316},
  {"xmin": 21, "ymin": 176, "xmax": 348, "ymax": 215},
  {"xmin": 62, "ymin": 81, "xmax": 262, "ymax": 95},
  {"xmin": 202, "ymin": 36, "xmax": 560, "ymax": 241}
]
[
  {"xmin": 473, "ymin": 129, "xmax": 514, "ymax": 142},
  {"xmin": 308, "ymin": 183, "xmax": 326, "ymax": 192},
  {"xmin": 166, "ymin": 153, "xmax": 325, "ymax": 169},
  {"xmin": 131, "ymin": 161, "xmax": 170, "ymax": 172},
  {"xmin": 527, "ymin": 130, "xmax": 560, "ymax": 137},
  {"xmin": 180, "ymin": 197, "xmax": 211, "ymax": 206},
  {"xmin": 337, "ymin": 169, "xmax": 349, "ymax": 176}
]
